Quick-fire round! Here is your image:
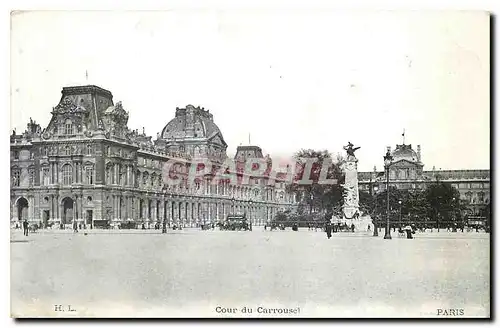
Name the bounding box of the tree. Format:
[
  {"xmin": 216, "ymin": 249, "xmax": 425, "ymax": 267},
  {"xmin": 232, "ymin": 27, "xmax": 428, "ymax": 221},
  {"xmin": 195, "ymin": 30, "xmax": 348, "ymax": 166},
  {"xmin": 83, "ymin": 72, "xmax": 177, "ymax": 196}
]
[
  {"xmin": 287, "ymin": 149, "xmax": 345, "ymax": 216},
  {"xmin": 424, "ymin": 182, "xmax": 462, "ymax": 231},
  {"xmin": 359, "ymin": 186, "xmax": 402, "ymax": 225}
]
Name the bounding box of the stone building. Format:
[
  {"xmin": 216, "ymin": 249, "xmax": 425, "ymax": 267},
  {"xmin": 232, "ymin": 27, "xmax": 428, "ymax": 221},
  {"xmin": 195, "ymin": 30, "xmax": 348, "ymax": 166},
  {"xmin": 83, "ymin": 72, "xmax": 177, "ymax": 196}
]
[
  {"xmin": 358, "ymin": 143, "xmax": 490, "ymax": 223},
  {"xmin": 10, "ymin": 85, "xmax": 296, "ymax": 228}
]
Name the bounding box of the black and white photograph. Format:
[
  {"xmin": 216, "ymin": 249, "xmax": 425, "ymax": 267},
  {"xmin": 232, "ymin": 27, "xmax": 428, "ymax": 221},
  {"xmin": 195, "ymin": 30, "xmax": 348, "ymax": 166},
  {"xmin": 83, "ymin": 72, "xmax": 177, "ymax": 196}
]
[{"xmin": 9, "ymin": 8, "xmax": 490, "ymax": 318}]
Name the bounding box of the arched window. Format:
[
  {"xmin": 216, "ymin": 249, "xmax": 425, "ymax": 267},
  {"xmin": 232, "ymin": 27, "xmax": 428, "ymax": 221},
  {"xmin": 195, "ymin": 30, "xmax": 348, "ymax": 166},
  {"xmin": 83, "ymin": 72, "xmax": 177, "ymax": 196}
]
[
  {"xmin": 465, "ymin": 191, "xmax": 473, "ymax": 203},
  {"xmin": 65, "ymin": 119, "xmax": 73, "ymax": 135},
  {"xmin": 12, "ymin": 168, "xmax": 20, "ymax": 187},
  {"xmin": 62, "ymin": 164, "xmax": 73, "ymax": 185}
]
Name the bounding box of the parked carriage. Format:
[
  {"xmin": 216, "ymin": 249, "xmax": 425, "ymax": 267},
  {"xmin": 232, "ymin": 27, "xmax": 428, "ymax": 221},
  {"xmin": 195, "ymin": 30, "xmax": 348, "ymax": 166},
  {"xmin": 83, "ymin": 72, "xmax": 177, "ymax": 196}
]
[{"xmin": 222, "ymin": 214, "xmax": 251, "ymax": 231}]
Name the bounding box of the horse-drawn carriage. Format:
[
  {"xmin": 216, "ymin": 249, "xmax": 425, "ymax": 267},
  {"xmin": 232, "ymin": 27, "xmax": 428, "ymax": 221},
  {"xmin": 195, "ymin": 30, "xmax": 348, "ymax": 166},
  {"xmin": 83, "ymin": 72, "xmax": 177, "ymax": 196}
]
[{"xmin": 221, "ymin": 214, "xmax": 251, "ymax": 231}]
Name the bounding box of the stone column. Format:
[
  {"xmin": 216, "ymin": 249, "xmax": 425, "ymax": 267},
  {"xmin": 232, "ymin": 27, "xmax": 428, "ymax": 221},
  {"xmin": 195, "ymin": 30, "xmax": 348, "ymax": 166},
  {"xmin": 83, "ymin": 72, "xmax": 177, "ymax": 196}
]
[
  {"xmin": 207, "ymin": 202, "xmax": 211, "ymax": 224},
  {"xmin": 159, "ymin": 200, "xmax": 164, "ymax": 225}
]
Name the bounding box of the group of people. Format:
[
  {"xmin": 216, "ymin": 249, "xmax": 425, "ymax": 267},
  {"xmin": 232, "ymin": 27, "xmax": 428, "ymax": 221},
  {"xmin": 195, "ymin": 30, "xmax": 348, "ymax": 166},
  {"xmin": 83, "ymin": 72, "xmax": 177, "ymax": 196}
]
[
  {"xmin": 15, "ymin": 220, "xmax": 35, "ymax": 236},
  {"xmin": 325, "ymin": 221, "xmax": 356, "ymax": 239}
]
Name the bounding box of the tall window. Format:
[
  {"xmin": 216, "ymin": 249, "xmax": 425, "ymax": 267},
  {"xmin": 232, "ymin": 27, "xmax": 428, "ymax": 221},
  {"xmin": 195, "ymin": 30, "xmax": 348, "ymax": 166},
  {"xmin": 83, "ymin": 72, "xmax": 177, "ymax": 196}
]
[
  {"xmin": 87, "ymin": 144, "xmax": 92, "ymax": 155},
  {"xmin": 62, "ymin": 164, "xmax": 73, "ymax": 185},
  {"xmin": 28, "ymin": 168, "xmax": 35, "ymax": 186},
  {"xmin": 119, "ymin": 165, "xmax": 124, "ymax": 185},
  {"xmin": 65, "ymin": 146, "xmax": 70, "ymax": 156},
  {"xmin": 106, "ymin": 167, "xmax": 111, "ymax": 184},
  {"xmin": 65, "ymin": 120, "xmax": 73, "ymax": 135},
  {"xmin": 42, "ymin": 167, "xmax": 50, "ymax": 185},
  {"xmin": 465, "ymin": 191, "xmax": 473, "ymax": 203},
  {"xmin": 13, "ymin": 151, "xmax": 19, "ymax": 160},
  {"xmin": 86, "ymin": 166, "xmax": 94, "ymax": 184},
  {"xmin": 478, "ymin": 192, "xmax": 485, "ymax": 203},
  {"xmin": 12, "ymin": 169, "xmax": 20, "ymax": 187}
]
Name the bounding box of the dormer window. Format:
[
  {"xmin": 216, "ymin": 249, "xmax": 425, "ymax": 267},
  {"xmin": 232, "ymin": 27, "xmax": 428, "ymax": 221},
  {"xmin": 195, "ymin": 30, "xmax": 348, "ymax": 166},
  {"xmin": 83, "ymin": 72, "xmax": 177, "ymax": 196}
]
[{"xmin": 65, "ymin": 120, "xmax": 73, "ymax": 135}]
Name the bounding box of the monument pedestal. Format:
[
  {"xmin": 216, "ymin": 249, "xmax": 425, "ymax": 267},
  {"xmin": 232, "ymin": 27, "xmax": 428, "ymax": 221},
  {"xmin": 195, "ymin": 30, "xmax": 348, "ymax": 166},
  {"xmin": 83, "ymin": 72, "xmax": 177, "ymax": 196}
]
[{"xmin": 342, "ymin": 155, "xmax": 360, "ymax": 220}]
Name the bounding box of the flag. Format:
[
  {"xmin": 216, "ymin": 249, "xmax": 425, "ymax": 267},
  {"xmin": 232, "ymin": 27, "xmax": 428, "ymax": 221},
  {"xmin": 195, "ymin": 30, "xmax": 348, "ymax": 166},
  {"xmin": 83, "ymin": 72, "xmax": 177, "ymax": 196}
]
[
  {"xmin": 85, "ymin": 70, "xmax": 88, "ymax": 81},
  {"xmin": 376, "ymin": 172, "xmax": 385, "ymax": 177}
]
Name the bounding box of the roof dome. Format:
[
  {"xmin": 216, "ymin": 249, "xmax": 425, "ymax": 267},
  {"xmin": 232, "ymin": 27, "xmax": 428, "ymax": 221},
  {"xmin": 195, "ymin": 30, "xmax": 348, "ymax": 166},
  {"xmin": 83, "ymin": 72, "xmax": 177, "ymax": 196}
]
[
  {"xmin": 160, "ymin": 105, "xmax": 222, "ymax": 140},
  {"xmin": 392, "ymin": 144, "xmax": 419, "ymax": 163}
]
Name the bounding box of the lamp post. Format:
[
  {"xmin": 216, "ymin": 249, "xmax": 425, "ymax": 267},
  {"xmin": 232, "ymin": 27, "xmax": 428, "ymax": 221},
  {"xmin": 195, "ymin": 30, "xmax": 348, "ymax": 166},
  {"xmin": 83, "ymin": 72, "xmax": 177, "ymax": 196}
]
[
  {"xmin": 309, "ymin": 193, "xmax": 314, "ymax": 215},
  {"xmin": 398, "ymin": 200, "xmax": 402, "ymax": 228},
  {"xmin": 249, "ymin": 200, "xmax": 253, "ymax": 230},
  {"xmin": 383, "ymin": 148, "xmax": 393, "ymax": 240},
  {"xmin": 231, "ymin": 197, "xmax": 235, "ymax": 214},
  {"xmin": 452, "ymin": 197, "xmax": 456, "ymax": 232},
  {"xmin": 373, "ymin": 185, "xmax": 379, "ymax": 237}
]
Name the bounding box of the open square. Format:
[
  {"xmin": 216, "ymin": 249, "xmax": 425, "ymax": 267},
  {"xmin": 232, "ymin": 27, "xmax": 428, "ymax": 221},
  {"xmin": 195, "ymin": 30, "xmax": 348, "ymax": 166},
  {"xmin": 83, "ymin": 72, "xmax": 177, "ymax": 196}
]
[{"xmin": 11, "ymin": 229, "xmax": 489, "ymax": 317}]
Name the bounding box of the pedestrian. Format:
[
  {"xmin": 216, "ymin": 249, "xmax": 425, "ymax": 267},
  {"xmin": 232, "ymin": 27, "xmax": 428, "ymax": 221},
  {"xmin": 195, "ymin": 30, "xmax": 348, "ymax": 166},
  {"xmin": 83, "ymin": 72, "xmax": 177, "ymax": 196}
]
[
  {"xmin": 325, "ymin": 221, "xmax": 332, "ymax": 239},
  {"xmin": 23, "ymin": 219, "xmax": 29, "ymax": 236},
  {"xmin": 351, "ymin": 224, "xmax": 355, "ymax": 232},
  {"xmin": 73, "ymin": 221, "xmax": 78, "ymax": 233}
]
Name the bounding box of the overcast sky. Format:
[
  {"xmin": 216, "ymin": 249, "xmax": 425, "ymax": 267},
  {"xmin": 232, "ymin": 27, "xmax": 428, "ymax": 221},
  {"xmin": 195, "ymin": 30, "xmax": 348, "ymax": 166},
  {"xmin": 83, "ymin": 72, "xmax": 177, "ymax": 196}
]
[{"xmin": 10, "ymin": 10, "xmax": 489, "ymax": 171}]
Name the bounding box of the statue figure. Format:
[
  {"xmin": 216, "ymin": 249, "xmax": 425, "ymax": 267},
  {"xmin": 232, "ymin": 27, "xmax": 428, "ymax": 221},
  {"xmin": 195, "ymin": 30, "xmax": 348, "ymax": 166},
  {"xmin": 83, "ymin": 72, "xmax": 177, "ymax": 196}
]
[{"xmin": 344, "ymin": 142, "xmax": 360, "ymax": 158}]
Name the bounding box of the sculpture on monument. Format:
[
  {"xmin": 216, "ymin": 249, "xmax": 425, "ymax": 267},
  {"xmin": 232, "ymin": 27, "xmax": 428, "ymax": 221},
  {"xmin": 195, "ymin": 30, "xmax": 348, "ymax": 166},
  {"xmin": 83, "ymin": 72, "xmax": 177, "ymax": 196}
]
[
  {"xmin": 343, "ymin": 141, "xmax": 360, "ymax": 158},
  {"xmin": 342, "ymin": 142, "xmax": 360, "ymax": 220}
]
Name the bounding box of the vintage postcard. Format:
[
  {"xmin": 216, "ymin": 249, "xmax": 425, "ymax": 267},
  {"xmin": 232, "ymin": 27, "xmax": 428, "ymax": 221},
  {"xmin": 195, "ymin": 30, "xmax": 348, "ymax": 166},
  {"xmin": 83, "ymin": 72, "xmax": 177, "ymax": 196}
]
[{"xmin": 10, "ymin": 10, "xmax": 490, "ymax": 318}]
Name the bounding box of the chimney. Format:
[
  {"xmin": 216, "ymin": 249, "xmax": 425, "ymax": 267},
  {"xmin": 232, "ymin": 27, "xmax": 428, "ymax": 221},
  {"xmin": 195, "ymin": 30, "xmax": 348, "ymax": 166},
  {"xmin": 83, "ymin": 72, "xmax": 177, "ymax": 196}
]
[{"xmin": 417, "ymin": 145, "xmax": 421, "ymax": 162}]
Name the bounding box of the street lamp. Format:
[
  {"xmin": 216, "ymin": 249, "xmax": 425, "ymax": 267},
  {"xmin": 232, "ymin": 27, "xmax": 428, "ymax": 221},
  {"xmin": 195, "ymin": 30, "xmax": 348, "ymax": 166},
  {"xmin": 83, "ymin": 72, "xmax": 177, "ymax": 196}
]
[
  {"xmin": 310, "ymin": 193, "xmax": 314, "ymax": 215},
  {"xmin": 383, "ymin": 148, "xmax": 393, "ymax": 240},
  {"xmin": 398, "ymin": 200, "xmax": 402, "ymax": 228},
  {"xmin": 231, "ymin": 197, "xmax": 236, "ymax": 214},
  {"xmin": 249, "ymin": 200, "xmax": 253, "ymax": 230},
  {"xmin": 373, "ymin": 185, "xmax": 379, "ymax": 237}
]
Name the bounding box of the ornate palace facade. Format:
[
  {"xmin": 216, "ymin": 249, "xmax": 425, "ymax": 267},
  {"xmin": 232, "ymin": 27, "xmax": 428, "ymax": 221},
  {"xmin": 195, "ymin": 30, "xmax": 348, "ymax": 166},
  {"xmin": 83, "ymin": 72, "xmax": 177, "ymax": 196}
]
[
  {"xmin": 10, "ymin": 85, "xmax": 296, "ymax": 228},
  {"xmin": 358, "ymin": 143, "xmax": 490, "ymax": 221}
]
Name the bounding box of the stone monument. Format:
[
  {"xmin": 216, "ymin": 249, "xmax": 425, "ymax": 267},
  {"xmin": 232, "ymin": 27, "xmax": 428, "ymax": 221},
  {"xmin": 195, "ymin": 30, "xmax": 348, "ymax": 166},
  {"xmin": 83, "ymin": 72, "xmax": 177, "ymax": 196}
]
[{"xmin": 342, "ymin": 142, "xmax": 360, "ymax": 220}]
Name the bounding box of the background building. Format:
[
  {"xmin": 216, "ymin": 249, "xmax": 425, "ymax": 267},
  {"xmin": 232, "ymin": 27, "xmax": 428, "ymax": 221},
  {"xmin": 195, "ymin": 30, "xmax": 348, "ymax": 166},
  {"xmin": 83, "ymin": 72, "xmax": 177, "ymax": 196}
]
[
  {"xmin": 358, "ymin": 143, "xmax": 490, "ymax": 224},
  {"xmin": 10, "ymin": 85, "xmax": 296, "ymax": 229}
]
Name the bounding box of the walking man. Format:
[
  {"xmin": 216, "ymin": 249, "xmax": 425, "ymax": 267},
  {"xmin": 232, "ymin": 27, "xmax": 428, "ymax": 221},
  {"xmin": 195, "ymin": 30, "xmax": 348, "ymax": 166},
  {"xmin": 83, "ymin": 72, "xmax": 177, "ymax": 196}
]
[
  {"xmin": 325, "ymin": 220, "xmax": 332, "ymax": 239},
  {"xmin": 23, "ymin": 219, "xmax": 29, "ymax": 236}
]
